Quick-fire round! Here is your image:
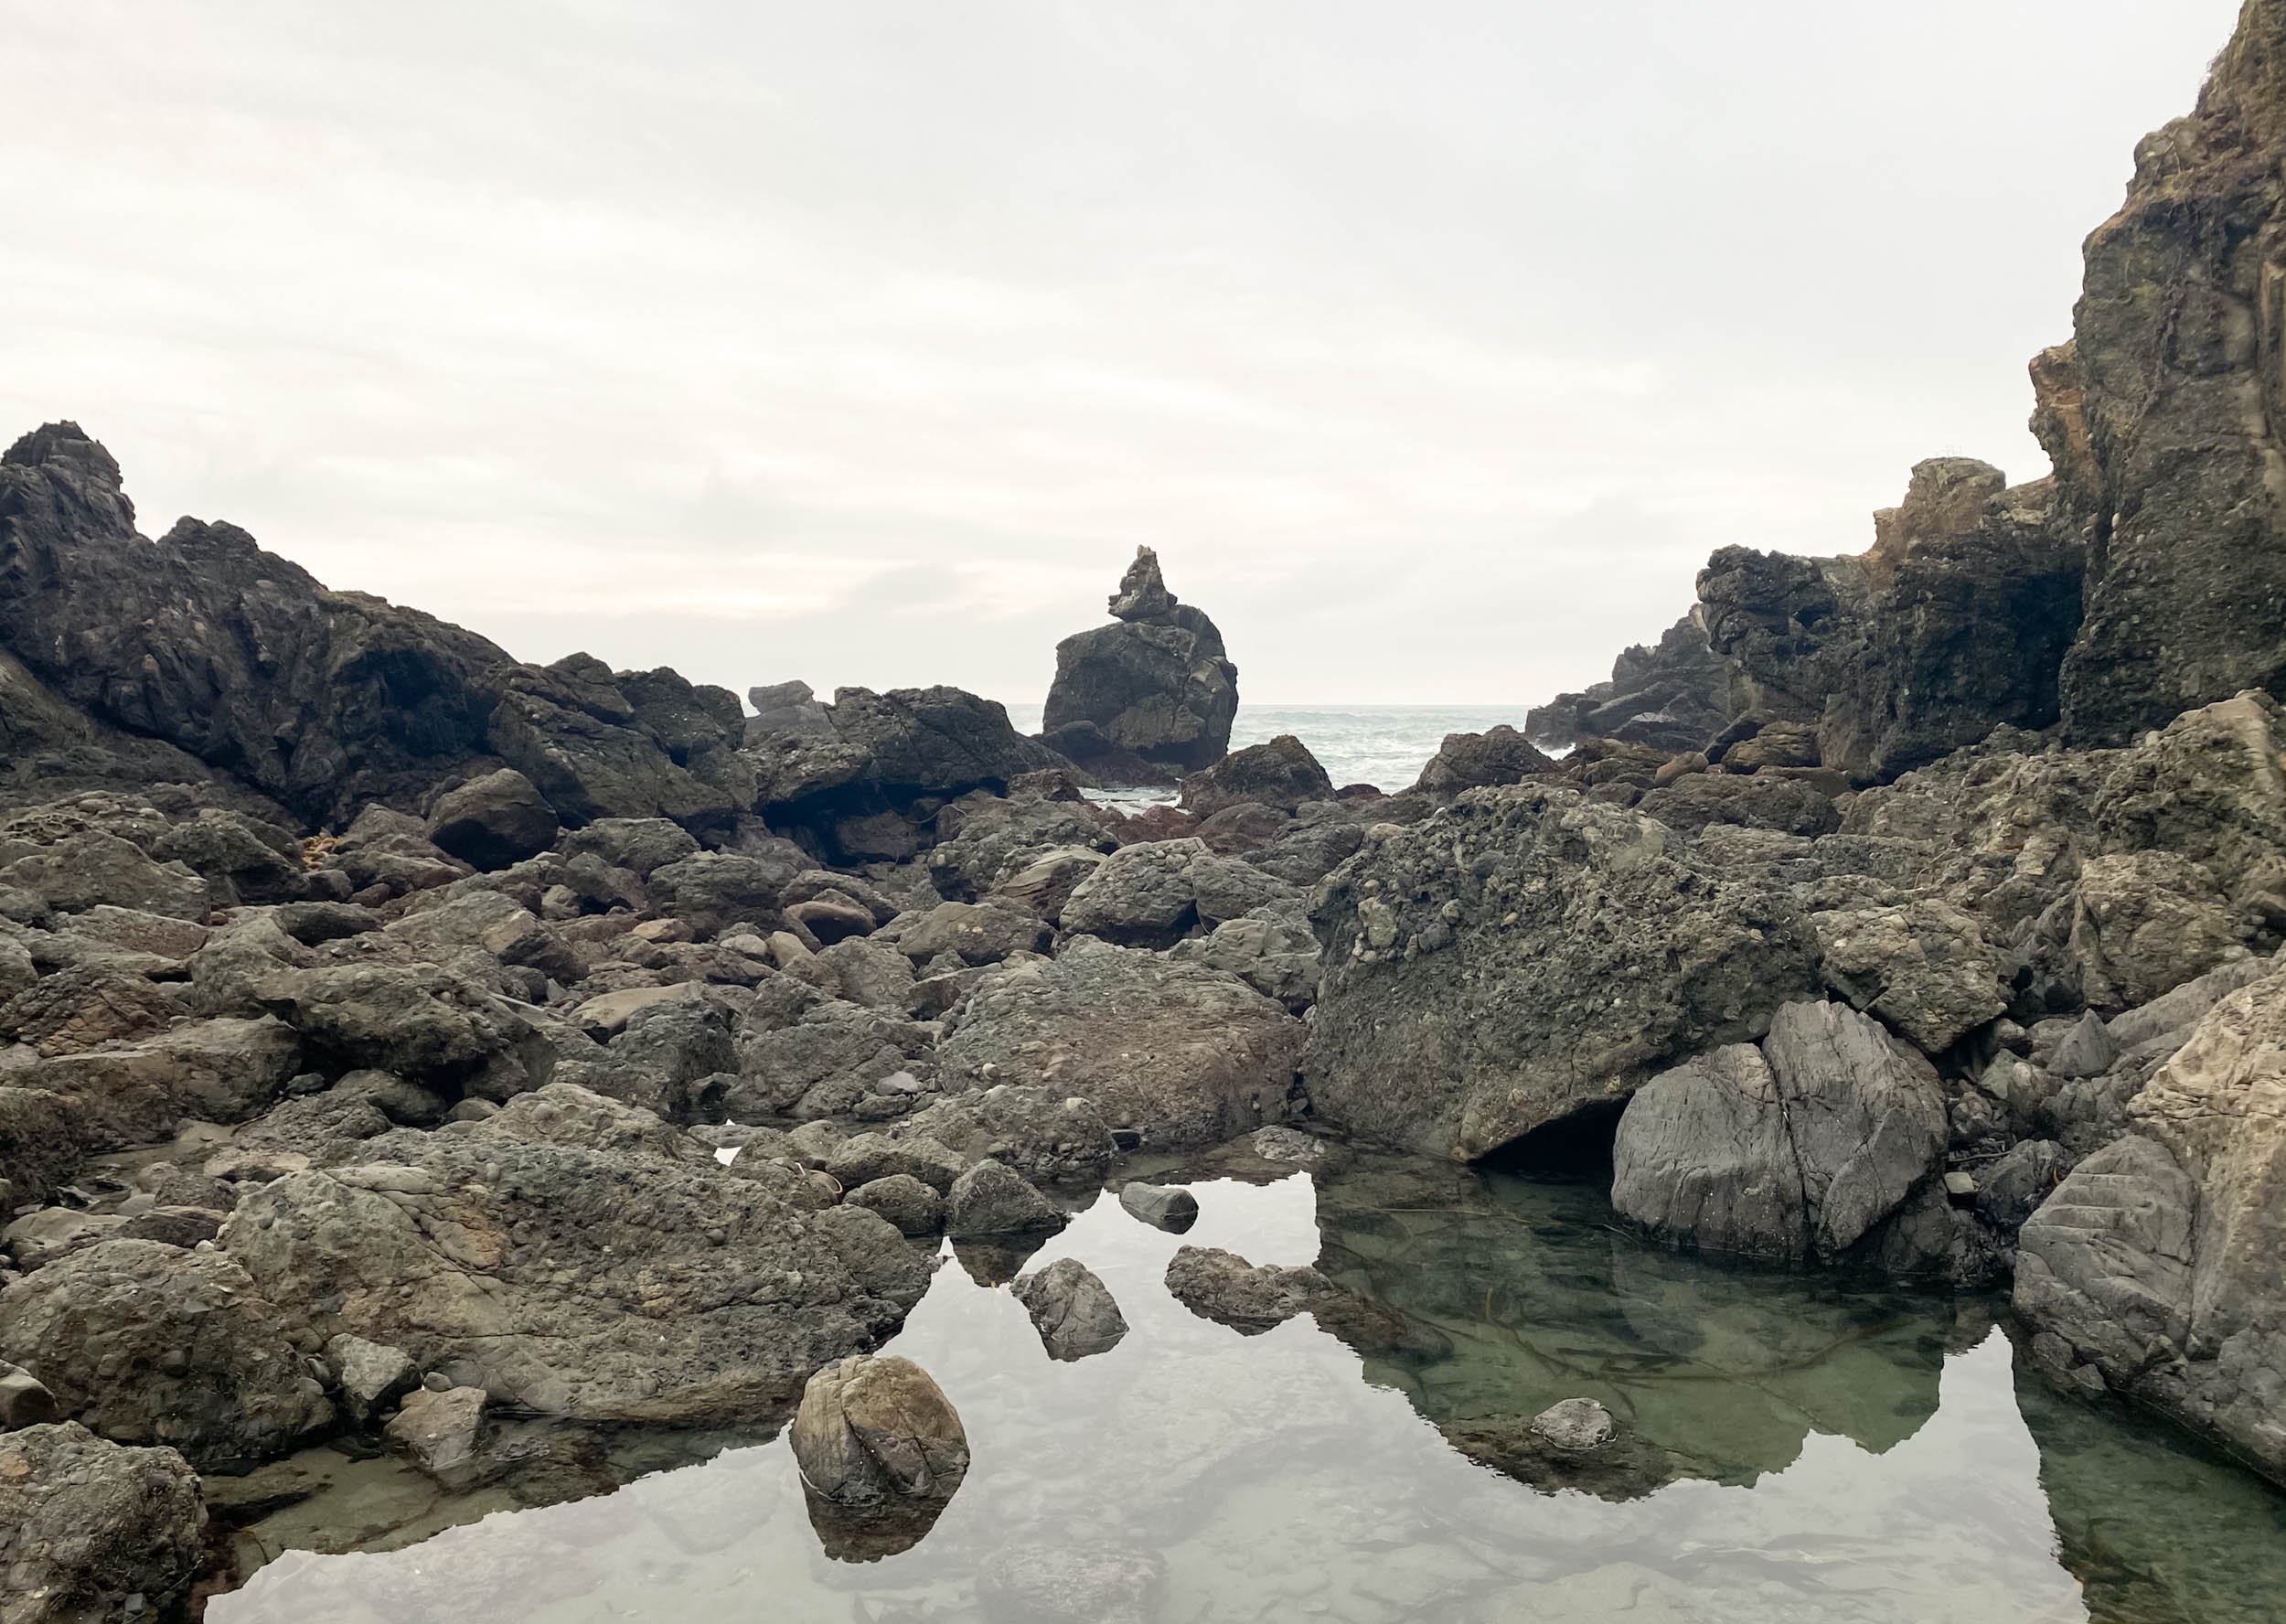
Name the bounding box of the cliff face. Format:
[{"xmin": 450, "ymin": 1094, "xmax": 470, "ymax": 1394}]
[
  {"xmin": 1535, "ymin": 0, "xmax": 2286, "ymax": 776},
  {"xmin": 2056, "ymin": 0, "xmax": 2286, "ymax": 741}
]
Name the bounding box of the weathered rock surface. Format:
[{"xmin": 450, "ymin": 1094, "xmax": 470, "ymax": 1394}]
[
  {"xmin": 940, "ymin": 938, "xmax": 1304, "ymax": 1149},
  {"xmin": 425, "ymin": 768, "xmax": 560, "ymax": 871},
  {"xmin": 1010, "ymin": 1257, "xmax": 1128, "ymax": 1361},
  {"xmin": 1613, "ymin": 1000, "xmax": 1948, "ymax": 1259},
  {"xmin": 1179, "ymin": 734, "xmax": 1331, "ymax": 818},
  {"xmin": 0, "ymin": 1423, "xmax": 205, "ymax": 1624},
  {"xmin": 0, "ymin": 1238, "xmax": 330, "ymax": 1469},
  {"xmin": 1042, "ymin": 548, "xmax": 1238, "ymax": 775},
  {"xmin": 218, "ymin": 1096, "xmax": 930, "ymax": 1421},
  {"xmin": 1525, "ymin": 614, "xmax": 1728, "ymax": 754},
  {"xmin": 945, "ymin": 1158, "xmax": 1066, "ymax": 1237},
  {"xmin": 1307, "ymin": 786, "xmax": 1819, "ymax": 1158},
  {"xmin": 789, "ymin": 1354, "xmax": 968, "ymax": 1506}
]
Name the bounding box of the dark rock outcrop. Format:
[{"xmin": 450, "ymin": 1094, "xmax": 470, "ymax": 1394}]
[
  {"xmin": 1042, "ymin": 548, "xmax": 1238, "ymax": 776},
  {"xmin": 1305, "ymin": 786, "xmax": 1820, "ymax": 1159},
  {"xmin": 1179, "ymin": 734, "xmax": 1332, "ymax": 818},
  {"xmin": 1524, "ymin": 614, "xmax": 1728, "ymax": 754}
]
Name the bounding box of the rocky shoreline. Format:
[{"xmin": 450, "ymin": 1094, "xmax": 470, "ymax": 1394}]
[{"xmin": 11, "ymin": 3, "xmax": 2286, "ymax": 1617}]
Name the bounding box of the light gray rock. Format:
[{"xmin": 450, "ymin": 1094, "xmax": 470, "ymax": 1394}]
[
  {"xmin": 326, "ymin": 1333, "xmax": 420, "ymax": 1426},
  {"xmin": 1811, "ymin": 898, "xmax": 2008, "ymax": 1053},
  {"xmin": 1059, "ymin": 839, "xmax": 1208, "ymax": 949},
  {"xmin": 844, "ymin": 1174, "xmax": 944, "ymax": 1237},
  {"xmin": 1529, "ymin": 1396, "xmax": 1616, "ymax": 1452},
  {"xmin": 2048, "ymin": 1010, "xmax": 2120, "ymax": 1080},
  {"xmin": 895, "ymin": 1085, "xmax": 1117, "ymax": 1186},
  {"xmin": 1762, "ymin": 999, "xmax": 1949, "ymax": 1254},
  {"xmin": 1011, "ymin": 1257, "xmax": 1129, "ymax": 1361},
  {"xmin": 384, "ymin": 1384, "xmax": 490, "ymax": 1488},
  {"xmin": 1612, "ymin": 1043, "xmax": 1804, "ymax": 1257},
  {"xmin": 827, "ymin": 1131, "xmax": 970, "ymax": 1195},
  {"xmin": 2014, "ymin": 1135, "xmax": 2198, "ymax": 1387},
  {"xmin": 939, "ymin": 938, "xmax": 1303, "ymax": 1150},
  {"xmin": 1163, "ymin": 1245, "xmax": 1338, "ymax": 1335}
]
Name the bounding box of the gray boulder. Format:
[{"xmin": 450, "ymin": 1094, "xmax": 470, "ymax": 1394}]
[
  {"xmin": 844, "ymin": 1174, "xmax": 945, "ymax": 1237},
  {"xmin": 425, "ymin": 768, "xmax": 560, "ymax": 871},
  {"xmin": 0, "ymin": 1423, "xmax": 206, "ymax": 1624},
  {"xmin": 1117, "ymin": 1181, "xmax": 1201, "ymax": 1233},
  {"xmin": 940, "ymin": 938, "xmax": 1304, "ymax": 1149},
  {"xmin": 1179, "ymin": 734, "xmax": 1333, "ymax": 818},
  {"xmin": 1011, "ymin": 1257, "xmax": 1128, "ymax": 1361},
  {"xmin": 895, "ymin": 1085, "xmax": 1117, "ymax": 1185},
  {"xmin": 1306, "ymin": 785, "xmax": 1819, "ymax": 1159},
  {"xmin": 789, "ymin": 1354, "xmax": 968, "ymax": 1506},
  {"xmin": 945, "ymin": 1159, "xmax": 1065, "ymax": 1237}
]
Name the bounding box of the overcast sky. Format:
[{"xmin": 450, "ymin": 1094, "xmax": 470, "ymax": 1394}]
[{"xmin": 2, "ymin": 1, "xmax": 2245, "ymax": 708}]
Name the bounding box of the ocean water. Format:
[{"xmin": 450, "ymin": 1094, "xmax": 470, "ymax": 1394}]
[
  {"xmin": 1003, "ymin": 704, "xmax": 1536, "ymax": 794},
  {"xmin": 207, "ymin": 1149, "xmax": 2286, "ymax": 1623}
]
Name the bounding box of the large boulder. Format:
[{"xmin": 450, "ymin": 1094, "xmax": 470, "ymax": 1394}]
[
  {"xmin": 0, "ymin": 1239, "xmax": 331, "ymax": 1470},
  {"xmin": 424, "ymin": 767, "xmax": 560, "ymax": 871},
  {"xmin": 2018, "ymin": 963, "xmax": 2286, "ymax": 1481},
  {"xmin": 789, "ymin": 1354, "xmax": 968, "ymax": 1507},
  {"xmin": 938, "ymin": 938, "xmax": 1304, "ymax": 1149},
  {"xmin": 1305, "ymin": 786, "xmax": 1820, "ymax": 1159},
  {"xmin": 1042, "ymin": 547, "xmax": 1239, "ymax": 775},
  {"xmin": 0, "ymin": 1423, "xmax": 206, "ymax": 1624},
  {"xmin": 218, "ymin": 1108, "xmax": 930, "ymax": 1421},
  {"xmin": 1612, "ymin": 1001, "xmax": 1947, "ymax": 1259},
  {"xmin": 1408, "ymin": 724, "xmax": 1558, "ymax": 799},
  {"xmin": 1179, "ymin": 734, "xmax": 1332, "ymax": 818}
]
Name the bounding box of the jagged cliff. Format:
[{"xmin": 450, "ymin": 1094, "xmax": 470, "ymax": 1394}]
[{"xmin": 1535, "ymin": 0, "xmax": 2286, "ymax": 779}]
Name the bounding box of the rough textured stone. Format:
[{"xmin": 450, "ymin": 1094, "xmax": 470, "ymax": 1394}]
[
  {"xmin": 895, "ymin": 1085, "xmax": 1117, "ymax": 1185},
  {"xmin": 844, "ymin": 1174, "xmax": 945, "ymax": 1237},
  {"xmin": 945, "ymin": 1158, "xmax": 1065, "ymax": 1237},
  {"xmin": 1306, "ymin": 786, "xmax": 1818, "ymax": 1159},
  {"xmin": 940, "ymin": 939, "xmax": 1304, "ymax": 1149},
  {"xmin": 0, "ymin": 1423, "xmax": 206, "ymax": 1624},
  {"xmin": 1812, "ymin": 899, "xmax": 2009, "ymax": 1052},
  {"xmin": 1010, "ymin": 1257, "xmax": 1128, "ymax": 1362},
  {"xmin": 1526, "ymin": 614, "xmax": 1728, "ymax": 755},
  {"xmin": 219, "ymin": 1110, "xmax": 929, "ymax": 1422},
  {"xmin": 0, "ymin": 1238, "xmax": 330, "ymax": 1469},
  {"xmin": 425, "ymin": 768, "xmax": 560, "ymax": 871},
  {"xmin": 1179, "ymin": 735, "xmax": 1332, "ymax": 818},
  {"xmin": 384, "ymin": 1384, "xmax": 490, "ymax": 1487}
]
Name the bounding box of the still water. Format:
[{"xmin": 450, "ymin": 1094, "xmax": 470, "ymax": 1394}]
[{"xmin": 208, "ymin": 1147, "xmax": 2286, "ymax": 1623}]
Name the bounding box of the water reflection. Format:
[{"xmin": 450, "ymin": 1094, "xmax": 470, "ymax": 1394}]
[{"xmin": 209, "ymin": 1150, "xmax": 2286, "ymax": 1623}]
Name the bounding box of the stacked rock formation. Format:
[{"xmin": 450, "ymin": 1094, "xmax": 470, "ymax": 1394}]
[{"xmin": 1042, "ymin": 548, "xmax": 1239, "ymax": 782}]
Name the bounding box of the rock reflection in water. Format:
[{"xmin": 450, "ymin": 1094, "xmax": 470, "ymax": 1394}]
[{"xmin": 209, "ymin": 1151, "xmax": 2286, "ymax": 1624}]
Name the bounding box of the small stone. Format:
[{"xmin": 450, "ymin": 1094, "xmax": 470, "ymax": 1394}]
[
  {"xmin": 1010, "ymin": 1257, "xmax": 1129, "ymax": 1362},
  {"xmin": 0, "ymin": 1362, "xmax": 59, "ymax": 1429},
  {"xmin": 1529, "ymin": 1397, "xmax": 1616, "ymax": 1452},
  {"xmin": 1943, "ymin": 1170, "xmax": 1978, "ymax": 1200},
  {"xmin": 1117, "ymin": 1181, "xmax": 1200, "ymax": 1233},
  {"xmin": 385, "ymin": 1384, "xmax": 489, "ymax": 1486}
]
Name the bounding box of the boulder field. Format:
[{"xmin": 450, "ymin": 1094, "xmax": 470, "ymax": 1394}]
[{"xmin": 12, "ymin": 1, "xmax": 2286, "ymax": 1608}]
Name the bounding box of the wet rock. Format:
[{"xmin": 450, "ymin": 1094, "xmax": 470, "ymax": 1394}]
[
  {"xmin": 789, "ymin": 1353, "xmax": 968, "ymax": 1506},
  {"xmin": 844, "ymin": 1174, "xmax": 944, "ymax": 1237},
  {"xmin": 326, "ymin": 1333, "xmax": 419, "ymax": 1426},
  {"xmin": 1117, "ymin": 1181, "xmax": 1200, "ymax": 1233},
  {"xmin": 0, "ymin": 1422, "xmax": 206, "ymax": 1623},
  {"xmin": 940, "ymin": 938, "xmax": 1305, "ymax": 1150},
  {"xmin": 1307, "ymin": 785, "xmax": 1818, "ymax": 1159},
  {"xmin": 1530, "ymin": 1396, "xmax": 1617, "ymax": 1451},
  {"xmin": 1440, "ymin": 1411, "xmax": 1685, "ymax": 1501},
  {"xmin": 1164, "ymin": 1245, "xmax": 1343, "ymax": 1335},
  {"xmin": 2014, "ymin": 1134, "xmax": 2197, "ymax": 1396},
  {"xmin": 1975, "ymin": 1139, "xmax": 2070, "ymax": 1232},
  {"xmin": 827, "ymin": 1132, "xmax": 970, "ymax": 1195},
  {"xmin": 384, "ymin": 1384, "xmax": 490, "ymax": 1488},
  {"xmin": 945, "ymin": 1159, "xmax": 1065, "ymax": 1237},
  {"xmin": 1250, "ymin": 1125, "xmax": 1330, "ymax": 1166},
  {"xmin": 1011, "ymin": 1257, "xmax": 1128, "ymax": 1361},
  {"xmin": 1042, "ymin": 547, "xmax": 1239, "ymax": 774},
  {"xmin": 425, "ymin": 768, "xmax": 560, "ymax": 871},
  {"xmin": 0, "ymin": 1238, "xmax": 331, "ymax": 1469},
  {"xmin": 1179, "ymin": 734, "xmax": 1333, "ymax": 818}
]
